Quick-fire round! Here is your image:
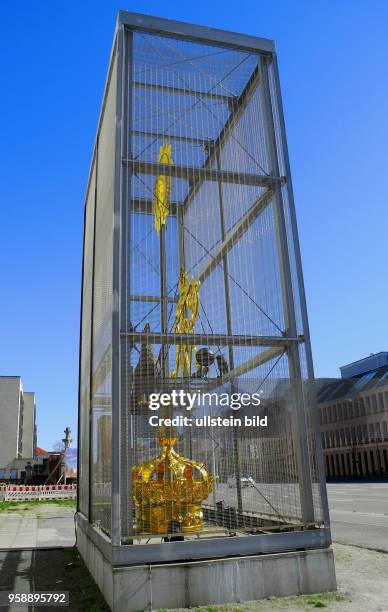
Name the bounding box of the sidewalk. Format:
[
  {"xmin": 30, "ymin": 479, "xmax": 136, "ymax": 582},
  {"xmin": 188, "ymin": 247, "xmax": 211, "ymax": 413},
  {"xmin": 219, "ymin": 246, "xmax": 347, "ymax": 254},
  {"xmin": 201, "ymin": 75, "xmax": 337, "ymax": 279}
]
[{"xmin": 0, "ymin": 503, "xmax": 75, "ymax": 549}]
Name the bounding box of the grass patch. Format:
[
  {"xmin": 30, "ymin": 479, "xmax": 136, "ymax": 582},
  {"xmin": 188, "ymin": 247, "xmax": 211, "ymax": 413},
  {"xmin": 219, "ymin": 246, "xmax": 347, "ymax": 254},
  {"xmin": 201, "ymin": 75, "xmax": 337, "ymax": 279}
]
[
  {"xmin": 0, "ymin": 498, "xmax": 76, "ymax": 511},
  {"xmin": 63, "ymin": 549, "xmax": 109, "ymax": 610},
  {"xmin": 170, "ymin": 591, "xmax": 347, "ymax": 611},
  {"xmin": 307, "ymin": 592, "xmax": 346, "ymax": 603}
]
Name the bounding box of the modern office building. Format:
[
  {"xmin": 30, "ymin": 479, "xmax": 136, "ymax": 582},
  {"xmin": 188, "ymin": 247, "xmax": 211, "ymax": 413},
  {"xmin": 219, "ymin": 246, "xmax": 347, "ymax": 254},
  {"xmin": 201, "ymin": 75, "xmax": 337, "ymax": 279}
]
[
  {"xmin": 0, "ymin": 376, "xmax": 37, "ymax": 479},
  {"xmin": 77, "ymin": 12, "xmax": 335, "ymax": 610},
  {"xmin": 318, "ymin": 352, "xmax": 388, "ymax": 479}
]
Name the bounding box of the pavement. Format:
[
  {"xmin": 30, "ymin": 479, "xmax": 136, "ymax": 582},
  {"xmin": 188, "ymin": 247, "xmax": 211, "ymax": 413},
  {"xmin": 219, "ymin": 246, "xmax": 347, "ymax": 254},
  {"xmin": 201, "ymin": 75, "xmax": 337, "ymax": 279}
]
[
  {"xmin": 0, "ymin": 504, "xmax": 75, "ymax": 549},
  {"xmin": 327, "ymin": 482, "xmax": 388, "ymax": 551}
]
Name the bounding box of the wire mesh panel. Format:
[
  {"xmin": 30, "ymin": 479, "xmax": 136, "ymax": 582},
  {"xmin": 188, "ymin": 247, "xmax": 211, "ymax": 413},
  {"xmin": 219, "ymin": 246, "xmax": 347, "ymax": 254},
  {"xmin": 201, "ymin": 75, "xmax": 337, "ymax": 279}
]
[
  {"xmin": 89, "ymin": 52, "xmax": 118, "ymax": 534},
  {"xmin": 116, "ymin": 25, "xmax": 327, "ymax": 544}
]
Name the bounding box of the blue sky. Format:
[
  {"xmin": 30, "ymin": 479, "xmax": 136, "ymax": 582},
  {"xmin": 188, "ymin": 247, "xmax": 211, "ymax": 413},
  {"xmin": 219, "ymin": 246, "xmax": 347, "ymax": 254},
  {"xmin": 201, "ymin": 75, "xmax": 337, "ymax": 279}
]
[{"xmin": 1, "ymin": 1, "xmax": 387, "ymax": 451}]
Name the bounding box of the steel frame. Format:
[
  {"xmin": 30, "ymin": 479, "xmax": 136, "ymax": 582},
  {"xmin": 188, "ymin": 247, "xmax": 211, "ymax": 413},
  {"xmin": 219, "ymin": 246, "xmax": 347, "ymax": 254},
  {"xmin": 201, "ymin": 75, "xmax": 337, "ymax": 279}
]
[
  {"xmin": 78, "ymin": 10, "xmax": 331, "ymax": 559},
  {"xmin": 126, "ymin": 159, "xmax": 280, "ymax": 188},
  {"xmin": 76, "ymin": 510, "xmax": 331, "ymax": 566},
  {"xmin": 120, "ymin": 331, "xmax": 302, "ymax": 347}
]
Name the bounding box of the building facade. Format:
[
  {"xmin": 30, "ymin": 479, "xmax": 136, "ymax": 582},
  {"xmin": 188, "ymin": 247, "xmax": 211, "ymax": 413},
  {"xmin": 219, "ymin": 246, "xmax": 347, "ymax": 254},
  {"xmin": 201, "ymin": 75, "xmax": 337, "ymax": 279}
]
[
  {"xmin": 318, "ymin": 353, "xmax": 388, "ymax": 479},
  {"xmin": 0, "ymin": 376, "xmax": 37, "ymax": 479},
  {"xmin": 21, "ymin": 391, "xmax": 36, "ymax": 459}
]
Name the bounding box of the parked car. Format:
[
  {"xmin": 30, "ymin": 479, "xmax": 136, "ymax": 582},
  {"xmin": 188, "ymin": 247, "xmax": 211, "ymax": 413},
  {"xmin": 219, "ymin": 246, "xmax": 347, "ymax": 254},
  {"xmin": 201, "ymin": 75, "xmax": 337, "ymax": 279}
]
[{"xmin": 227, "ymin": 475, "xmax": 255, "ymax": 488}]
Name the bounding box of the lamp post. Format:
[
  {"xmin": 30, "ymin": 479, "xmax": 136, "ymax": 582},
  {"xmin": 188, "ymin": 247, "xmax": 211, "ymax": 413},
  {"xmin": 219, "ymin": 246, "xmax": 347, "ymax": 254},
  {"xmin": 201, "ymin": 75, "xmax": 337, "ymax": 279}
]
[{"xmin": 60, "ymin": 427, "xmax": 73, "ymax": 484}]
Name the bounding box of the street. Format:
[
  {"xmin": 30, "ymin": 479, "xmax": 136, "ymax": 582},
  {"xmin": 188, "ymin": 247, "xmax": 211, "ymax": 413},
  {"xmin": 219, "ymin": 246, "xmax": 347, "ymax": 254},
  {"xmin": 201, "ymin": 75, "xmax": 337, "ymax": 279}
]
[{"xmin": 327, "ymin": 482, "xmax": 388, "ymax": 551}]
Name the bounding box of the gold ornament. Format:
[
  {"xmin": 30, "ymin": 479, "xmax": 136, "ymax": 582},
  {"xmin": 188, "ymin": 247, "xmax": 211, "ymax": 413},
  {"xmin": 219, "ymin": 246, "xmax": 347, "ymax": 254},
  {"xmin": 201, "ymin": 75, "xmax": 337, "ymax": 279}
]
[
  {"xmin": 132, "ymin": 427, "xmax": 214, "ymax": 534},
  {"xmin": 153, "ymin": 143, "xmax": 173, "ymax": 232},
  {"xmin": 171, "ymin": 268, "xmax": 200, "ymax": 378}
]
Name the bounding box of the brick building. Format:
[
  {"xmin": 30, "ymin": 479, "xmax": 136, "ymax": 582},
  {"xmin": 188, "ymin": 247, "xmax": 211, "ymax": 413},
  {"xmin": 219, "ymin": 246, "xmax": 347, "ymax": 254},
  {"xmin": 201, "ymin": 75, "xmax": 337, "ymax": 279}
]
[{"xmin": 318, "ymin": 353, "xmax": 388, "ymax": 478}]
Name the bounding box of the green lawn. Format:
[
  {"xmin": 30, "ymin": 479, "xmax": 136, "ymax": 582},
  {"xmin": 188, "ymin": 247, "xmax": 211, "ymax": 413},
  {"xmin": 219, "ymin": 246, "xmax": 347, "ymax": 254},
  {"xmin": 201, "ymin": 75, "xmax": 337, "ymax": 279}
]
[{"xmin": 0, "ymin": 498, "xmax": 76, "ymax": 511}]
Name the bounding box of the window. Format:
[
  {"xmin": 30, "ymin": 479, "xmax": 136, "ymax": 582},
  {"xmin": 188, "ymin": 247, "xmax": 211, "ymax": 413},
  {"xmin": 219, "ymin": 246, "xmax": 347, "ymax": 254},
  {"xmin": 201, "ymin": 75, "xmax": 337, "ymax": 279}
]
[
  {"xmin": 370, "ymin": 451, "xmax": 376, "ymax": 475},
  {"xmin": 375, "ymin": 422, "xmax": 382, "ymax": 442},
  {"xmin": 372, "ymin": 395, "xmax": 378, "ymax": 414},
  {"xmin": 340, "ymin": 454, "xmax": 346, "ymax": 475},
  {"xmin": 321, "ymin": 433, "xmax": 326, "ymax": 449},
  {"xmin": 382, "ymin": 421, "xmax": 388, "ymax": 440},
  {"xmin": 369, "ymin": 423, "xmax": 375, "ymax": 442},
  {"xmin": 363, "ymin": 424, "xmax": 368, "ymax": 443},
  {"xmin": 359, "ymin": 398, "xmax": 366, "ymax": 416},
  {"xmin": 336, "ymin": 430, "xmax": 340, "ymax": 446},
  {"xmin": 378, "ymin": 394, "xmax": 384, "ymax": 412},
  {"xmin": 365, "ymin": 396, "xmax": 371, "ymax": 414},
  {"xmin": 357, "ymin": 425, "xmax": 363, "ymax": 443}
]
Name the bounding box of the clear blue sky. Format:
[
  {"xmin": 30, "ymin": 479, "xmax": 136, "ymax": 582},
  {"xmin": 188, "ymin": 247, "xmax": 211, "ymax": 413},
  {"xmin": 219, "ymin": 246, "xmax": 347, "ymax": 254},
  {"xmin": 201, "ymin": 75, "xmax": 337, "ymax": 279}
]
[{"xmin": 1, "ymin": 1, "xmax": 387, "ymax": 451}]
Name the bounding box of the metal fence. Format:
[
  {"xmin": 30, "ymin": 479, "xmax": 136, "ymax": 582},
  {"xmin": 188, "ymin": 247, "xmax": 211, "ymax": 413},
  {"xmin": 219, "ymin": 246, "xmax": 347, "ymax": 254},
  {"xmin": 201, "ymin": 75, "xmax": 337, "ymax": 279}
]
[
  {"xmin": 78, "ymin": 12, "xmax": 330, "ymax": 558},
  {"xmin": 2, "ymin": 485, "xmax": 77, "ymax": 502}
]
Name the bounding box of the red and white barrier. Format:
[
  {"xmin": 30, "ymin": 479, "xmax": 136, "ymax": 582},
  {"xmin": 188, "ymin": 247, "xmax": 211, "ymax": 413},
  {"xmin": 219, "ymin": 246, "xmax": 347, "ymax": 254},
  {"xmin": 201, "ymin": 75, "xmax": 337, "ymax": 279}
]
[{"xmin": 2, "ymin": 484, "xmax": 77, "ymax": 502}]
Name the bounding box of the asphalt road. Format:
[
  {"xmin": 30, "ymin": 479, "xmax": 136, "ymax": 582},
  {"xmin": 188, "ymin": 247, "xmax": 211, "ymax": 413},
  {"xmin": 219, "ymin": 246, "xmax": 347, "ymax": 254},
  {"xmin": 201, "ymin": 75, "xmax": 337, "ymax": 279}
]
[{"xmin": 327, "ymin": 482, "xmax": 388, "ymax": 551}]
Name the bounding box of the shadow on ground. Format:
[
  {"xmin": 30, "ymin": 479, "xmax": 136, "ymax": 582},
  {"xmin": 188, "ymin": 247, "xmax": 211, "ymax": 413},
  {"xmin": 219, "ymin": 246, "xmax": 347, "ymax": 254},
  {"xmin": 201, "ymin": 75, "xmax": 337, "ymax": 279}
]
[{"xmin": 0, "ymin": 547, "xmax": 109, "ymax": 611}]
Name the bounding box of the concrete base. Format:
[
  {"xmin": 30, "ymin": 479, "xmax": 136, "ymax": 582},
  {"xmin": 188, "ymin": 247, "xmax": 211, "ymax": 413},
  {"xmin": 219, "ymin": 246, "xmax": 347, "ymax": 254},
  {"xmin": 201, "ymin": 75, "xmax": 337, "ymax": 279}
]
[{"xmin": 77, "ymin": 525, "xmax": 337, "ymax": 612}]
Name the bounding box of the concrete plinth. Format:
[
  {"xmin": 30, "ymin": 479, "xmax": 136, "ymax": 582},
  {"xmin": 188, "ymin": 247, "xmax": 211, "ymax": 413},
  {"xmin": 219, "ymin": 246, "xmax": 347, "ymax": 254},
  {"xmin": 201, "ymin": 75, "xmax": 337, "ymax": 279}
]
[{"xmin": 76, "ymin": 520, "xmax": 337, "ymax": 611}]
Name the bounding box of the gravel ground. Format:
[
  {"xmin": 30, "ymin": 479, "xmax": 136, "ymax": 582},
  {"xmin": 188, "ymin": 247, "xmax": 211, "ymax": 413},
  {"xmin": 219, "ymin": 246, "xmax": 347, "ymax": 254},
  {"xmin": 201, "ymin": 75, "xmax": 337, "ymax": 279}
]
[{"xmin": 169, "ymin": 544, "xmax": 388, "ymax": 612}]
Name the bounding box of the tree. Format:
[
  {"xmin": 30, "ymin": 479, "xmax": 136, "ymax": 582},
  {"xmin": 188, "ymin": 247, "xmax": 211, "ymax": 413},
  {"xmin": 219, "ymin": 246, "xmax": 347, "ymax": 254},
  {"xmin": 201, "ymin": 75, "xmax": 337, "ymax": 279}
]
[{"xmin": 52, "ymin": 440, "xmax": 64, "ymax": 452}]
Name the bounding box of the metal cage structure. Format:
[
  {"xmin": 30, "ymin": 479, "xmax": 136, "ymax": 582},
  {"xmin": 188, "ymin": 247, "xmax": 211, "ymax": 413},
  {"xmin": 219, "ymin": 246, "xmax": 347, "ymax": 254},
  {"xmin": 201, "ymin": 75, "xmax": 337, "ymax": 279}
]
[{"xmin": 78, "ymin": 11, "xmax": 331, "ymax": 566}]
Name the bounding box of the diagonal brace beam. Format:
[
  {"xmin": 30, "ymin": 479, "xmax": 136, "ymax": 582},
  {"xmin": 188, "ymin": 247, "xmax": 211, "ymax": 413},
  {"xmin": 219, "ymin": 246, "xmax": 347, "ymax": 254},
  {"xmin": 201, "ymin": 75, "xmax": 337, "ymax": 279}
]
[{"xmin": 197, "ymin": 188, "xmax": 274, "ymax": 283}]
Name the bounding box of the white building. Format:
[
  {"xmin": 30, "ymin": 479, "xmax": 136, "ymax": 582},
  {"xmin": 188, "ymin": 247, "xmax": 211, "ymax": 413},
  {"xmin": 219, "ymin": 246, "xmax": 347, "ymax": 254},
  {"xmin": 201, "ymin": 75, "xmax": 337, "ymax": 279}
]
[{"xmin": 0, "ymin": 376, "xmax": 37, "ymax": 479}]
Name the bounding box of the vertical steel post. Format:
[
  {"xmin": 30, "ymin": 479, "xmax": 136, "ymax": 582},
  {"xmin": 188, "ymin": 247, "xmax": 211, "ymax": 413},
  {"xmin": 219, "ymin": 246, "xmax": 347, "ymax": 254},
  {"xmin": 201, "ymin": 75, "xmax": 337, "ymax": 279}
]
[
  {"xmin": 272, "ymin": 53, "xmax": 330, "ymax": 527},
  {"xmin": 215, "ymin": 150, "xmax": 243, "ymax": 517},
  {"xmin": 120, "ymin": 27, "xmax": 133, "ymax": 542},
  {"xmin": 259, "ymin": 54, "xmax": 315, "ymax": 526},
  {"xmin": 159, "ymin": 224, "xmax": 169, "ymax": 377},
  {"xmin": 271, "ymin": 55, "xmax": 331, "ymax": 529},
  {"xmin": 112, "ymin": 24, "xmax": 133, "ymax": 544},
  {"xmin": 178, "ymin": 205, "xmax": 194, "ymax": 459},
  {"xmin": 88, "ymin": 142, "xmax": 98, "ymax": 523}
]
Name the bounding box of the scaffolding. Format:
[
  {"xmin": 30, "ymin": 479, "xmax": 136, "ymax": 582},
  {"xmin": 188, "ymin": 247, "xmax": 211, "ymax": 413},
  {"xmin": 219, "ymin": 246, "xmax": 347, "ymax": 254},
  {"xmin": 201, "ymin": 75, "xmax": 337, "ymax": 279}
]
[{"xmin": 78, "ymin": 11, "xmax": 330, "ymax": 564}]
